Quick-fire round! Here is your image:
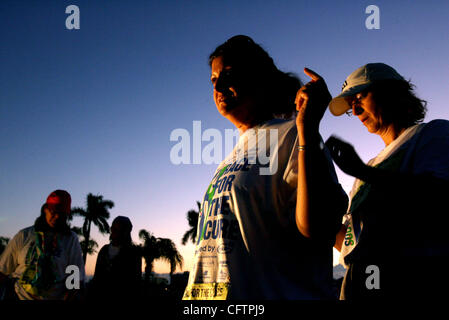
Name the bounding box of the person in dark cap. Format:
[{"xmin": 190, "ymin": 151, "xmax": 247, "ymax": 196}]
[
  {"xmin": 0, "ymin": 190, "xmax": 85, "ymax": 300},
  {"xmin": 89, "ymin": 216, "xmax": 142, "ymax": 301},
  {"xmin": 309, "ymin": 63, "xmax": 449, "ymax": 299}
]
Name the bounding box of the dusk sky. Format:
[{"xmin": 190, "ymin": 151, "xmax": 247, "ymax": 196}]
[{"xmin": 1, "ymin": 0, "xmax": 448, "ymax": 276}]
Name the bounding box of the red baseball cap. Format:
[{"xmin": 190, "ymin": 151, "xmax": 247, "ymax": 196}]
[{"xmin": 46, "ymin": 190, "xmax": 72, "ymax": 214}]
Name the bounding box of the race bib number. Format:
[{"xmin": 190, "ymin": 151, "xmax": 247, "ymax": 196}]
[{"xmin": 183, "ymin": 282, "xmax": 229, "ymax": 300}]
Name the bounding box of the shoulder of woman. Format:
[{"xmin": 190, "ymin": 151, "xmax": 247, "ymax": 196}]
[
  {"xmin": 264, "ymin": 117, "xmax": 295, "ymax": 128},
  {"xmin": 264, "ymin": 118, "xmax": 297, "ymax": 139},
  {"xmin": 93, "ymin": 245, "xmax": 109, "ymax": 261},
  {"xmin": 422, "ymin": 119, "xmax": 449, "ymax": 133},
  {"xmin": 98, "ymin": 244, "xmax": 110, "ymax": 253},
  {"xmin": 411, "ymin": 120, "xmax": 449, "ymax": 145}
]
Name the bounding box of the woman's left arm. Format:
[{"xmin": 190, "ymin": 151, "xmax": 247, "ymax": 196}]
[
  {"xmin": 325, "ymin": 135, "xmax": 449, "ymax": 190},
  {"xmin": 325, "ymin": 135, "xmax": 449, "ymax": 221}
]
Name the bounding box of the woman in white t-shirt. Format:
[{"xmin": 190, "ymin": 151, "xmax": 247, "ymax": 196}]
[
  {"xmin": 326, "ymin": 63, "xmax": 449, "ymax": 299},
  {"xmin": 183, "ymin": 35, "xmax": 348, "ymax": 300}
]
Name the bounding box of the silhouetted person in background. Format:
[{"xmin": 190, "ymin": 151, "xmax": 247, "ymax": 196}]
[
  {"xmin": 90, "ymin": 216, "xmax": 142, "ymax": 301},
  {"xmin": 0, "ymin": 190, "xmax": 85, "ymax": 300},
  {"xmin": 323, "ymin": 63, "xmax": 449, "ymax": 299},
  {"xmin": 183, "ymin": 35, "xmax": 347, "ymax": 300}
]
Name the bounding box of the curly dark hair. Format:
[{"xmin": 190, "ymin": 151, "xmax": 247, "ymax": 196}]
[
  {"xmin": 367, "ymin": 79, "xmax": 427, "ymax": 132},
  {"xmin": 208, "ymin": 35, "xmax": 302, "ymax": 119}
]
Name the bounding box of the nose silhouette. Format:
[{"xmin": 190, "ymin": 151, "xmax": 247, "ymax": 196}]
[
  {"xmin": 215, "ymin": 70, "xmax": 234, "ymax": 93},
  {"xmin": 215, "ymin": 75, "xmax": 227, "ymax": 93}
]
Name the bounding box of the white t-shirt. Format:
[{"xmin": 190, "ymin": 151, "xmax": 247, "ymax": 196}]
[
  {"xmin": 339, "ymin": 124, "xmax": 422, "ymax": 266},
  {"xmin": 339, "ymin": 120, "xmax": 449, "ymax": 266},
  {"xmin": 0, "ymin": 226, "xmax": 86, "ymax": 300},
  {"xmin": 183, "ymin": 118, "xmax": 338, "ymax": 300}
]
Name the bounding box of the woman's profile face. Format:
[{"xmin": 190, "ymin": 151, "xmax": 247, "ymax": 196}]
[
  {"xmin": 210, "ymin": 56, "xmax": 255, "ymax": 118},
  {"xmin": 346, "ymin": 91, "xmax": 384, "ymax": 135}
]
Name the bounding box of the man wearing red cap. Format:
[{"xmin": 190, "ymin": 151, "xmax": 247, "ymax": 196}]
[{"xmin": 0, "ymin": 190, "xmax": 86, "ymax": 300}]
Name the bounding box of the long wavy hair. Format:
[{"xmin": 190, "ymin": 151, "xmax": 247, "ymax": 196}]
[
  {"xmin": 209, "ymin": 35, "xmax": 302, "ymax": 120},
  {"xmin": 366, "ymin": 79, "xmax": 427, "ymax": 132}
]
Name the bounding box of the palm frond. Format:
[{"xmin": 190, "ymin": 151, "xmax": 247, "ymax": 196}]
[
  {"xmin": 101, "ymin": 200, "xmax": 114, "ymax": 209},
  {"xmin": 181, "ymin": 229, "xmax": 194, "ymax": 245},
  {"xmin": 187, "ymin": 209, "xmax": 199, "ymax": 227},
  {"xmin": 71, "ymin": 207, "xmax": 87, "ymax": 217},
  {"xmin": 157, "ymin": 238, "xmax": 183, "ymax": 274},
  {"xmin": 72, "ymin": 193, "xmax": 114, "ymax": 265},
  {"xmin": 71, "ymin": 226, "xmax": 82, "ymax": 236},
  {"xmin": 80, "ymin": 239, "xmax": 99, "ymax": 255},
  {"xmin": 95, "ymin": 216, "xmax": 110, "ymax": 234},
  {"xmin": 0, "ymin": 237, "xmax": 10, "ymax": 255},
  {"xmin": 139, "ymin": 229, "xmax": 152, "ymax": 242},
  {"xmin": 182, "ymin": 201, "xmax": 200, "ymax": 245},
  {"xmin": 138, "ymin": 230, "xmax": 183, "ymax": 275}
]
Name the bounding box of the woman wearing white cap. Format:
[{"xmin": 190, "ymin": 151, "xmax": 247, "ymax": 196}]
[{"xmin": 325, "ymin": 63, "xmax": 449, "ymax": 299}]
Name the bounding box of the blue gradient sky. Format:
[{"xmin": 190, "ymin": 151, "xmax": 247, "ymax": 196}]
[{"xmin": 1, "ymin": 0, "xmax": 448, "ymax": 275}]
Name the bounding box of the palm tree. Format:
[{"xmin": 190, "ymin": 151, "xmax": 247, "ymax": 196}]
[
  {"xmin": 0, "ymin": 236, "xmax": 9, "ymax": 255},
  {"xmin": 139, "ymin": 229, "xmax": 183, "ymax": 281},
  {"xmin": 182, "ymin": 201, "xmax": 200, "ymax": 245},
  {"xmin": 71, "ymin": 193, "xmax": 114, "ymax": 264},
  {"xmin": 71, "ymin": 226, "xmax": 99, "ymax": 255},
  {"xmin": 80, "ymin": 239, "xmax": 99, "ymax": 255}
]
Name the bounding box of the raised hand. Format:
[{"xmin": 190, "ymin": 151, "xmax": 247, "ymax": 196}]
[
  {"xmin": 295, "ymin": 68, "xmax": 332, "ymax": 133},
  {"xmin": 325, "ymin": 136, "xmax": 368, "ymax": 179}
]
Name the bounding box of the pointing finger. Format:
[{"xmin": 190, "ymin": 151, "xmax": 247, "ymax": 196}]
[{"xmin": 304, "ymin": 67, "xmax": 322, "ymax": 82}]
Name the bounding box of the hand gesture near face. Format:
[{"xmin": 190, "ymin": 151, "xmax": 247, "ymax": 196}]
[
  {"xmin": 295, "ymin": 68, "xmax": 332, "ymax": 133},
  {"xmin": 325, "ymin": 136, "xmax": 368, "ymax": 179}
]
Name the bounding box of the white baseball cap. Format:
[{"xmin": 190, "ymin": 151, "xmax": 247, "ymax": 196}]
[{"xmin": 329, "ymin": 63, "xmax": 405, "ymax": 116}]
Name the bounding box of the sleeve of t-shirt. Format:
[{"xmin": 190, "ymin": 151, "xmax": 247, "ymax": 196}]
[
  {"xmin": 0, "ymin": 231, "xmax": 22, "ymax": 276},
  {"xmin": 283, "ymin": 133, "xmax": 340, "ymax": 189},
  {"xmin": 409, "ymin": 120, "xmax": 449, "ymax": 180}
]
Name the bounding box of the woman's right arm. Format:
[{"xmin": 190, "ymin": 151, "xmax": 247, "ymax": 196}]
[{"xmin": 294, "ymin": 68, "xmax": 348, "ymax": 240}]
